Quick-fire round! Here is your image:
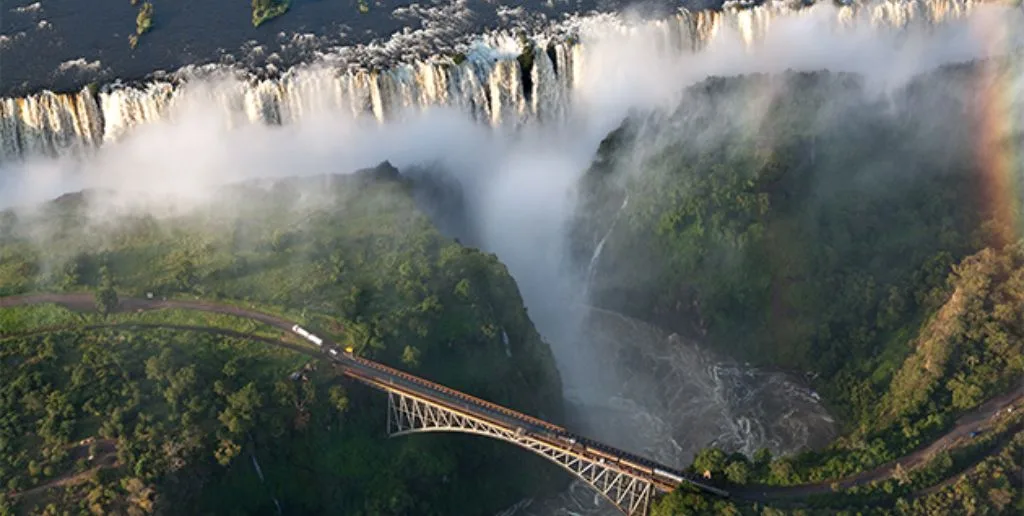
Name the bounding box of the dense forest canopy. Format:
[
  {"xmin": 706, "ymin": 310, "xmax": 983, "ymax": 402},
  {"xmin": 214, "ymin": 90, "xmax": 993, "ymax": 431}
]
[
  {"xmin": 0, "ymin": 164, "xmax": 565, "ymax": 514},
  {"xmin": 1, "ymin": 46, "xmax": 1023, "ymax": 514},
  {"xmin": 575, "ymin": 57, "xmax": 1024, "ymax": 513},
  {"xmin": 575, "ymin": 58, "xmax": 1022, "ymax": 418}
]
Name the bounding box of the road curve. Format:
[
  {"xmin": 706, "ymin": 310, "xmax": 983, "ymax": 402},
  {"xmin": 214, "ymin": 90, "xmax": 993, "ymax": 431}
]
[
  {"xmin": 3, "ymin": 292, "xmax": 1021, "ymax": 506},
  {"xmin": 579, "ymin": 302, "xmax": 1024, "ymax": 501},
  {"xmin": 729, "ymin": 383, "xmax": 1024, "ymax": 501},
  {"xmin": 0, "ymin": 321, "xmax": 319, "ymax": 358},
  {"xmin": 0, "ymin": 292, "xmax": 301, "ymax": 333},
  {"xmin": 0, "ymin": 293, "xmax": 728, "ymax": 495}
]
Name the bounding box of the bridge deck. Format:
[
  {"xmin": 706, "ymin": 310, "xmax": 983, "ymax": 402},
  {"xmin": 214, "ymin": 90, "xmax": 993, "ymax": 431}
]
[
  {"xmin": 329, "ymin": 348, "xmax": 724, "ymax": 496},
  {"xmin": 345, "ymin": 353, "xmax": 566, "ymax": 434},
  {"xmin": 0, "ymin": 293, "xmax": 731, "ymax": 514}
]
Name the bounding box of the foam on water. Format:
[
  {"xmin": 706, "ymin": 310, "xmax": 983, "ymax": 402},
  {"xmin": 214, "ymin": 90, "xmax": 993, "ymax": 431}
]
[
  {"xmin": 1, "ymin": 2, "xmax": 1022, "ymax": 513},
  {"xmin": 3, "ymin": 0, "xmax": 1020, "ymax": 164}
]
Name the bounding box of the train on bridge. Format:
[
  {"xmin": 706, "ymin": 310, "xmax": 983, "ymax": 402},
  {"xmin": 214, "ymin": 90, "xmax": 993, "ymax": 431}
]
[
  {"xmin": 289, "ymin": 323, "xmax": 729, "ymax": 500},
  {"xmin": 519, "ymin": 424, "xmax": 726, "ymax": 496}
]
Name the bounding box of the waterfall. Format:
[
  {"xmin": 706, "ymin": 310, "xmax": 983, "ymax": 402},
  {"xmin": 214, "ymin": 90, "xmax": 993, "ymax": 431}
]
[
  {"xmin": 249, "ymin": 448, "xmax": 283, "ymax": 515},
  {"xmin": 584, "ymin": 194, "xmax": 628, "ymax": 296},
  {"xmin": 0, "ymin": 91, "xmax": 103, "ymax": 160},
  {"xmin": 0, "ymin": 0, "xmax": 995, "ymax": 165}
]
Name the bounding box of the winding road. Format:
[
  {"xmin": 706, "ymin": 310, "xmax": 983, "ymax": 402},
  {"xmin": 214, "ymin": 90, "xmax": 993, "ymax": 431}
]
[
  {"xmin": 735, "ymin": 383, "xmax": 1023, "ymax": 500},
  {"xmin": 0, "ymin": 292, "xmax": 302, "ymax": 332},
  {"xmin": 2, "ymin": 292, "xmax": 1021, "ymax": 507},
  {"xmin": 0, "ymin": 292, "xmax": 730, "ymax": 503}
]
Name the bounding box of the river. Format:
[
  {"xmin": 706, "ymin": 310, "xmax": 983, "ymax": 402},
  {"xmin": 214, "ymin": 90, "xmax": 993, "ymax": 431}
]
[
  {"xmin": 494, "ymin": 304, "xmax": 837, "ymax": 515},
  {"xmin": 3, "ymin": 1, "xmax": 1019, "ymax": 513}
]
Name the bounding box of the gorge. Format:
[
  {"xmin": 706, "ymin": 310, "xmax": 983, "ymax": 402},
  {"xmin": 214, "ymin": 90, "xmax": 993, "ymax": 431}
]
[{"xmin": 1, "ymin": 0, "xmax": 1022, "ymax": 514}]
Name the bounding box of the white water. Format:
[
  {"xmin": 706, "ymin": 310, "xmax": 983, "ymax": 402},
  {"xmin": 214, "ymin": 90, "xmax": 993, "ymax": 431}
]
[
  {"xmin": 2, "ymin": 0, "xmax": 1021, "ymax": 164},
  {"xmin": 1, "ymin": 1, "xmax": 1023, "ymax": 513},
  {"xmin": 584, "ymin": 194, "xmax": 628, "ymax": 295},
  {"xmin": 506, "ymin": 308, "xmax": 837, "ymax": 515}
]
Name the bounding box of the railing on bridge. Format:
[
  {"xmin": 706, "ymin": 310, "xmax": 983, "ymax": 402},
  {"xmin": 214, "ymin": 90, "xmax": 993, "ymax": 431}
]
[
  {"xmin": 383, "ymin": 385, "xmax": 656, "ymax": 516},
  {"xmin": 0, "ymin": 295, "xmax": 725, "ymax": 516},
  {"xmin": 291, "ymin": 321, "xmax": 727, "ymax": 515}
]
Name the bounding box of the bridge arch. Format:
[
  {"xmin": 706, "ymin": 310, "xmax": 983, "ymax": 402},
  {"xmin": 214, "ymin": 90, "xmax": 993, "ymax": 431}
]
[{"xmin": 386, "ymin": 390, "xmax": 654, "ymax": 516}]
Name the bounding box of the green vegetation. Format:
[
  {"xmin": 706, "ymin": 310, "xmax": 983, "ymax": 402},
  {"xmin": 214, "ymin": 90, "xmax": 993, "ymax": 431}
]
[
  {"xmin": 652, "ymin": 414, "xmax": 1023, "ymax": 514},
  {"xmin": 0, "ymin": 164, "xmax": 565, "ymax": 513},
  {"xmin": 0, "ymin": 328, "xmax": 308, "ymax": 513},
  {"xmin": 0, "ymin": 303, "xmax": 294, "ymax": 347},
  {"xmin": 135, "ymin": 3, "xmax": 153, "ymax": 35},
  {"xmin": 898, "ymin": 429, "xmax": 1023, "ymax": 515},
  {"xmin": 576, "ymin": 61, "xmax": 1023, "ymax": 512},
  {"xmin": 516, "ymin": 32, "xmax": 535, "ymax": 103},
  {"xmin": 810, "ymin": 409, "xmax": 1023, "ymax": 509},
  {"xmin": 128, "ymin": 1, "xmax": 154, "ymax": 50},
  {"xmin": 251, "ymin": 0, "xmax": 291, "ymax": 27}
]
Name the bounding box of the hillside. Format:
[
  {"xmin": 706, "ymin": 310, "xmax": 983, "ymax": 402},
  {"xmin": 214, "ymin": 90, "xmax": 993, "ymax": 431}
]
[
  {"xmin": 574, "ymin": 59, "xmax": 1020, "ymax": 422},
  {"xmin": 651, "ymin": 242, "xmax": 1023, "ymax": 514},
  {"xmin": 573, "ymin": 60, "xmax": 1023, "ymax": 513},
  {"xmin": 0, "ymin": 163, "xmax": 565, "ymax": 514}
]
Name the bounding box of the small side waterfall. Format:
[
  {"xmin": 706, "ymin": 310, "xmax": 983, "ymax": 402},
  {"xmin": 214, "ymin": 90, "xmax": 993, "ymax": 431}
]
[
  {"xmin": 247, "ymin": 432, "xmax": 283, "ymax": 516},
  {"xmin": 584, "ymin": 194, "xmax": 628, "ymax": 296}
]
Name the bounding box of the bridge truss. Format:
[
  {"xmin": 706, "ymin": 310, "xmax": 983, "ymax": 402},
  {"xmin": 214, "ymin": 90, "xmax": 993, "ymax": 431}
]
[{"xmin": 386, "ymin": 390, "xmax": 654, "ymax": 516}]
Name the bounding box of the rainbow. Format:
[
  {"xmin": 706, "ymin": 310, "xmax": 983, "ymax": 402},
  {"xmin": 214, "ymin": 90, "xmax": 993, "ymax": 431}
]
[{"xmin": 972, "ymin": 11, "xmax": 1023, "ymax": 248}]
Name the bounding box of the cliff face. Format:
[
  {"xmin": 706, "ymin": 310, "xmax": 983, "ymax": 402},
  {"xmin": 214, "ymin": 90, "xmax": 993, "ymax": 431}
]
[
  {"xmin": 571, "ymin": 59, "xmax": 1021, "ymax": 423},
  {"xmin": 1, "ymin": 0, "xmax": 1001, "ymax": 162},
  {"xmin": 0, "ymin": 163, "xmax": 566, "ymax": 514},
  {"xmin": 572, "ymin": 59, "xmax": 1024, "ymax": 516}
]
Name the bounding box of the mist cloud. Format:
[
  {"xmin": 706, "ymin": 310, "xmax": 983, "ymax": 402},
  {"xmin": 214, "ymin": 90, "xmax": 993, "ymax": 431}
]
[
  {"xmin": 1, "ymin": 1, "xmax": 1022, "ymax": 462},
  {"xmin": 3, "ymin": 4, "xmax": 1021, "ymax": 210},
  {"xmin": 572, "ymin": 3, "xmax": 1024, "ymax": 116}
]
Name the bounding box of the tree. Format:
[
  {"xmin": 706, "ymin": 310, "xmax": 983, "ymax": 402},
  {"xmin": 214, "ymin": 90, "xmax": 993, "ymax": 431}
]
[
  {"xmin": 163, "ymin": 365, "xmax": 198, "ymax": 411},
  {"xmin": 174, "ymin": 258, "xmax": 197, "ymax": 292},
  {"xmin": 62, "ymin": 255, "xmax": 82, "ymax": 287},
  {"xmin": 692, "ymin": 447, "xmax": 726, "ymax": 476},
  {"xmin": 753, "ymin": 448, "xmax": 773, "ymax": 471},
  {"xmin": 328, "ymin": 385, "xmax": 349, "ymax": 414},
  {"xmin": 124, "ymin": 477, "xmax": 156, "ymax": 513},
  {"xmin": 769, "ymin": 458, "xmax": 798, "ymax": 484},
  {"xmin": 724, "ymin": 460, "xmax": 750, "ymax": 484},
  {"xmin": 401, "ymin": 345, "xmax": 422, "ymax": 368},
  {"xmin": 650, "ymin": 486, "xmax": 711, "ymax": 515},
  {"xmin": 218, "ymin": 382, "xmax": 262, "ymax": 435},
  {"xmin": 214, "ymin": 439, "xmax": 240, "ymax": 467},
  {"xmin": 96, "ymin": 287, "xmax": 119, "ymax": 316},
  {"xmin": 99, "ymin": 264, "xmax": 113, "ymax": 287},
  {"xmin": 454, "ymin": 278, "xmax": 471, "ymax": 300}
]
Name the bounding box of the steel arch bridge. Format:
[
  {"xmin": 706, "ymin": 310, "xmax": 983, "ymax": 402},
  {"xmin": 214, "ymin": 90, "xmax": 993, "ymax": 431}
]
[
  {"xmin": 385, "ymin": 389, "xmax": 656, "ymax": 515},
  {"xmin": 0, "ymin": 293, "xmax": 728, "ymax": 516},
  {"xmin": 340, "ymin": 354, "xmax": 728, "ymax": 516}
]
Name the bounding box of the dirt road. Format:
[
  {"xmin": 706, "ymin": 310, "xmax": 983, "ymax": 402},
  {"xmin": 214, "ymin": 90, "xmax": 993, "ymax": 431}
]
[
  {"xmin": 2, "ymin": 292, "xmax": 1021, "ymax": 504},
  {"xmin": 0, "ymin": 292, "xmax": 302, "ymax": 333},
  {"xmin": 730, "ymin": 381, "xmax": 1023, "ymax": 500}
]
